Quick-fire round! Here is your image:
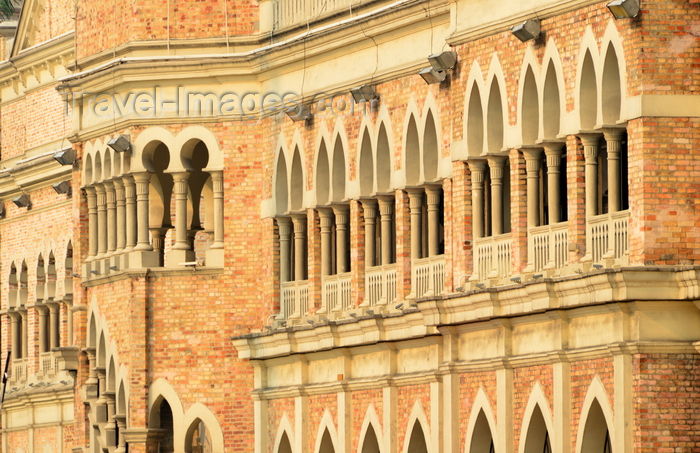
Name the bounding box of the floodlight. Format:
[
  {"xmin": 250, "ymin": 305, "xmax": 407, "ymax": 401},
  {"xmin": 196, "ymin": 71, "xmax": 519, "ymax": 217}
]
[
  {"xmin": 107, "ymin": 135, "xmax": 131, "ymax": 153},
  {"xmin": 350, "ymin": 85, "xmax": 377, "ymax": 103},
  {"xmin": 52, "ymin": 181, "xmax": 71, "ymax": 194},
  {"xmin": 428, "ymin": 51, "xmax": 457, "ymax": 71},
  {"xmin": 12, "ymin": 194, "xmax": 30, "ymax": 208},
  {"xmin": 53, "ymin": 148, "xmax": 76, "ymax": 165},
  {"xmin": 511, "ymin": 19, "xmax": 541, "ymax": 42},
  {"xmin": 606, "ymin": 0, "xmax": 640, "ymax": 18},
  {"xmin": 419, "ymin": 67, "xmax": 447, "ymax": 85},
  {"xmin": 284, "ymin": 104, "xmax": 311, "ymax": 122}
]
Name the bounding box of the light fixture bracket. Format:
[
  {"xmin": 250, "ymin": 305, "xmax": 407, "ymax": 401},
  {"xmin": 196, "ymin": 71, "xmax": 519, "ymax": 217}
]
[
  {"xmin": 428, "ymin": 51, "xmax": 457, "ymax": 71},
  {"xmin": 108, "ymin": 135, "xmax": 131, "ymax": 153},
  {"xmin": 53, "ymin": 148, "xmax": 76, "ymax": 166},
  {"xmin": 606, "ymin": 0, "xmax": 640, "ymax": 18},
  {"xmin": 284, "ymin": 104, "xmax": 311, "ymax": 122},
  {"xmin": 419, "ymin": 67, "xmax": 447, "ymax": 85},
  {"xmin": 350, "ymin": 85, "xmax": 378, "ymax": 103},
  {"xmin": 511, "ymin": 19, "xmax": 541, "ymax": 42}
]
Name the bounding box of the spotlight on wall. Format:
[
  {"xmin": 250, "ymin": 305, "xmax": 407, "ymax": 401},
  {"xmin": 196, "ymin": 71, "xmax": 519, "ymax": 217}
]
[
  {"xmin": 511, "ymin": 19, "xmax": 541, "ymax": 42},
  {"xmin": 108, "ymin": 135, "xmax": 131, "ymax": 153},
  {"xmin": 510, "ymin": 276, "xmax": 522, "ymax": 284},
  {"xmin": 419, "ymin": 67, "xmax": 447, "ymax": 85},
  {"xmin": 428, "ymin": 51, "xmax": 457, "ymax": 71},
  {"xmin": 475, "ymin": 283, "xmax": 486, "ymax": 289},
  {"xmin": 606, "ymin": 0, "xmax": 640, "ymax": 18},
  {"xmin": 52, "ymin": 181, "xmax": 71, "ymax": 195},
  {"xmin": 350, "ymin": 85, "xmax": 378, "ymax": 103},
  {"xmin": 12, "ymin": 193, "xmax": 30, "ymax": 208},
  {"xmin": 53, "ymin": 148, "xmax": 76, "ymax": 165},
  {"xmin": 284, "ymin": 104, "xmax": 311, "ymax": 122},
  {"xmin": 593, "ymin": 264, "xmax": 603, "ymax": 270}
]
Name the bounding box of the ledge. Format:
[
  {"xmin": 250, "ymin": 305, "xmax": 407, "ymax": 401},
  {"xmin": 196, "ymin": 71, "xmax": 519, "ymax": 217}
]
[{"xmin": 80, "ymin": 265, "xmax": 225, "ymax": 287}]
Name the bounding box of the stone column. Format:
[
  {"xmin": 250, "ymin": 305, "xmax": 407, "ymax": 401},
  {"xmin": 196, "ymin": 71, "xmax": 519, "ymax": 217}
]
[
  {"xmin": 84, "ymin": 348, "xmax": 99, "ymax": 397},
  {"xmin": 49, "ymin": 303, "xmax": 59, "ymax": 349},
  {"xmin": 487, "ymin": 157, "xmax": 507, "ymax": 235},
  {"xmin": 544, "ymin": 144, "xmax": 566, "ymax": 224},
  {"xmin": 113, "ymin": 179, "xmax": 126, "ymax": 256},
  {"xmin": 406, "ymin": 189, "xmax": 424, "ymax": 260},
  {"xmin": 104, "ymin": 181, "xmax": 117, "ymax": 259},
  {"xmin": 114, "ymin": 415, "xmax": 127, "ymax": 453},
  {"xmin": 604, "ymin": 129, "xmax": 625, "ymax": 213},
  {"xmin": 332, "ymin": 205, "xmax": 350, "ymax": 274},
  {"xmin": 167, "ymin": 172, "xmax": 196, "ymax": 267},
  {"xmin": 85, "ymin": 187, "xmax": 98, "ymax": 261},
  {"xmin": 20, "ymin": 311, "xmax": 28, "ymax": 358},
  {"xmin": 291, "ymin": 214, "xmax": 307, "ymax": 280},
  {"xmin": 206, "ymin": 170, "xmax": 225, "ymax": 267},
  {"xmin": 467, "ymin": 160, "xmax": 487, "ymax": 239},
  {"xmin": 377, "ymin": 196, "xmax": 394, "ymax": 265},
  {"xmin": 123, "ymin": 175, "xmax": 137, "ymax": 253},
  {"xmin": 425, "ymin": 186, "xmax": 442, "ymax": 257},
  {"xmin": 129, "ymin": 173, "xmax": 159, "ymax": 268},
  {"xmin": 133, "ymin": 173, "xmax": 153, "ymax": 251},
  {"xmin": 95, "ymin": 184, "xmax": 108, "ymax": 260},
  {"xmin": 277, "ymin": 217, "xmax": 292, "ymax": 282},
  {"xmin": 318, "ymin": 209, "xmax": 334, "ymax": 276},
  {"xmin": 361, "ymin": 200, "xmax": 378, "ymax": 268},
  {"xmin": 522, "ymin": 149, "xmax": 543, "ymax": 229},
  {"xmin": 37, "ymin": 307, "xmax": 48, "ymax": 353},
  {"xmin": 579, "ymin": 134, "xmax": 601, "ymax": 218},
  {"xmin": 10, "ymin": 315, "xmax": 19, "ymax": 359}
]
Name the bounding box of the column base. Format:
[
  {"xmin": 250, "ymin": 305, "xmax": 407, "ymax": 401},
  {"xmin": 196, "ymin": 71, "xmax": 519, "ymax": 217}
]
[
  {"xmin": 166, "ymin": 249, "xmax": 196, "ymax": 268},
  {"xmin": 205, "ymin": 248, "xmax": 224, "ymax": 268},
  {"xmin": 110, "ymin": 254, "xmax": 122, "ymax": 273},
  {"xmin": 127, "ymin": 251, "xmax": 160, "ymax": 269}
]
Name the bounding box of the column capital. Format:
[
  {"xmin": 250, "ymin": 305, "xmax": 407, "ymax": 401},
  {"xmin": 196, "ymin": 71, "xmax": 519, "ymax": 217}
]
[
  {"xmin": 601, "ymin": 127, "xmax": 626, "ymax": 141},
  {"xmin": 132, "ymin": 171, "xmax": 152, "ymax": 184},
  {"xmin": 275, "ymin": 216, "xmax": 292, "ymax": 236},
  {"xmin": 360, "ymin": 199, "xmax": 378, "ymax": 220},
  {"xmin": 467, "ymin": 158, "xmax": 487, "ymax": 174},
  {"xmin": 576, "ymin": 132, "xmax": 603, "ymax": 148}
]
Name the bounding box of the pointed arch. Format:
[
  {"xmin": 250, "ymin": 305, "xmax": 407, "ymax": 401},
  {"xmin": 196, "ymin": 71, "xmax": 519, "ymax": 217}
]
[
  {"xmin": 465, "ymin": 388, "xmax": 497, "ymax": 453},
  {"xmin": 117, "ymin": 380, "xmax": 128, "ymax": 416},
  {"xmin": 601, "ymin": 20, "xmax": 628, "ymax": 122},
  {"xmin": 35, "ymin": 253, "xmax": 45, "ymax": 302},
  {"xmin": 519, "ymin": 383, "xmax": 555, "ymax": 453},
  {"xmin": 405, "ymin": 114, "xmax": 420, "ymax": 185},
  {"xmin": 88, "ymin": 312, "xmax": 97, "ymax": 348},
  {"xmin": 402, "ymin": 400, "xmax": 431, "ymax": 453},
  {"xmin": 97, "ymin": 332, "xmax": 107, "ymax": 368},
  {"xmin": 576, "ymin": 29, "xmax": 600, "ymax": 130},
  {"xmin": 107, "ymin": 357, "xmax": 116, "ymax": 392},
  {"xmin": 518, "ymin": 52, "xmax": 540, "ymax": 145},
  {"xmin": 184, "ymin": 403, "xmax": 225, "ymax": 453},
  {"xmin": 148, "ymin": 378, "xmax": 186, "ymax": 430},
  {"xmin": 313, "ymin": 409, "xmax": 339, "ymax": 453},
  {"xmin": 575, "ymin": 376, "xmax": 615, "ymax": 453},
  {"xmin": 359, "ymin": 126, "xmax": 375, "ymax": 196},
  {"xmin": 273, "ymin": 413, "xmax": 296, "ymax": 453},
  {"xmin": 314, "ymin": 123, "xmax": 332, "ymax": 205},
  {"xmin": 84, "ymin": 153, "xmax": 93, "ymax": 185},
  {"xmin": 331, "ymin": 132, "xmax": 347, "ymax": 202},
  {"xmin": 465, "ymin": 61, "xmax": 487, "ymax": 157},
  {"xmin": 290, "ymin": 146, "xmax": 305, "ymax": 210},
  {"xmin": 541, "ymin": 41, "xmax": 565, "ymax": 140},
  {"xmin": 103, "ymin": 148, "xmax": 113, "ymax": 180},
  {"xmin": 422, "ymin": 109, "xmax": 439, "ymax": 182},
  {"xmin": 376, "ymin": 120, "xmax": 393, "ymax": 192},
  {"xmin": 275, "ymin": 146, "xmax": 289, "ymax": 214},
  {"xmin": 94, "ymin": 150, "xmax": 103, "ymax": 183},
  {"xmin": 601, "ymin": 42, "xmax": 621, "ymax": 124},
  {"xmin": 359, "ymin": 404, "xmax": 383, "ymax": 453}
]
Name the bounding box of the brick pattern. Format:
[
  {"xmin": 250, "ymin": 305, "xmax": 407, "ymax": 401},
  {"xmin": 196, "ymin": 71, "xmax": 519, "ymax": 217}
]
[
  {"xmin": 397, "ymin": 384, "xmax": 431, "ymax": 453},
  {"xmin": 513, "ymin": 364, "xmax": 554, "ymax": 453},
  {"xmin": 351, "ymin": 388, "xmax": 383, "ymax": 453},
  {"xmin": 308, "ymin": 393, "xmax": 338, "ymax": 452},
  {"xmin": 268, "ymin": 397, "xmax": 295, "ymax": 453},
  {"xmin": 459, "ymin": 370, "xmax": 498, "ymax": 453},
  {"xmin": 570, "ymin": 358, "xmax": 615, "ymax": 451}
]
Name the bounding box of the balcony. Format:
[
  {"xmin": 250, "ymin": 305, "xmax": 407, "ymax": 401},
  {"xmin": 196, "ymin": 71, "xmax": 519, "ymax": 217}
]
[
  {"xmin": 365, "ymin": 264, "xmax": 397, "ymax": 306},
  {"xmin": 529, "ymin": 222, "xmax": 569, "ymax": 274},
  {"xmin": 323, "ymin": 272, "xmax": 352, "ymax": 313},
  {"xmin": 40, "ymin": 351, "xmax": 58, "ymax": 378},
  {"xmin": 273, "ymin": 0, "xmax": 356, "ymax": 31},
  {"xmin": 281, "ymin": 280, "xmax": 309, "ymax": 321},
  {"xmin": 474, "ymin": 234, "xmax": 512, "ymax": 284},
  {"xmin": 12, "ymin": 358, "xmax": 26, "ymax": 383},
  {"xmin": 411, "ymin": 255, "xmax": 445, "ymax": 299},
  {"xmin": 587, "ymin": 210, "xmax": 630, "ymax": 266}
]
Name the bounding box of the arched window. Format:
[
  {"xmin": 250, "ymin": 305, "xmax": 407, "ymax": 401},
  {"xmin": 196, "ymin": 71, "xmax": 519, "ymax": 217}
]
[
  {"xmin": 523, "ymin": 405, "xmax": 551, "ymax": 453},
  {"xmin": 406, "ymin": 421, "xmax": 428, "ymax": 453},
  {"xmin": 521, "ymin": 66, "xmax": 539, "ymax": 145},
  {"xmin": 278, "ymin": 432, "xmax": 293, "ymax": 453},
  {"xmin": 405, "ymin": 115, "xmax": 420, "ymax": 185},
  {"xmin": 187, "ymin": 419, "xmax": 213, "ymax": 453},
  {"xmin": 468, "ymin": 410, "xmax": 494, "ymax": 453},
  {"xmin": 318, "ymin": 428, "xmax": 335, "ymax": 453},
  {"xmin": 159, "ymin": 399, "xmax": 175, "ymax": 453},
  {"xmin": 580, "ymin": 399, "xmax": 613, "ymax": 453},
  {"xmin": 580, "ymin": 51, "xmax": 597, "ymax": 130},
  {"xmin": 361, "ymin": 424, "xmax": 380, "ymax": 453},
  {"xmin": 467, "ymin": 83, "xmax": 484, "ymax": 156}
]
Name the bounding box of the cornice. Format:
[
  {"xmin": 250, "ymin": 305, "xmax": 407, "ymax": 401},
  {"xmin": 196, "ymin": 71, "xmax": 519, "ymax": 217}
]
[
  {"xmin": 0, "ymin": 148, "xmax": 74, "ymax": 201},
  {"xmin": 80, "ymin": 266, "xmax": 224, "ymax": 287}
]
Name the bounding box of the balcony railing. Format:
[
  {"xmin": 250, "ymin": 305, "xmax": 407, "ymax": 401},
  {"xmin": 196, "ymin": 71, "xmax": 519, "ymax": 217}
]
[
  {"xmin": 12, "ymin": 358, "xmax": 26, "ymax": 383},
  {"xmin": 474, "ymin": 234, "xmax": 512, "ymax": 284},
  {"xmin": 281, "ymin": 280, "xmax": 309, "ymax": 320},
  {"xmin": 365, "ymin": 264, "xmax": 397, "ymax": 306},
  {"xmin": 323, "ymin": 272, "xmax": 352, "ymax": 313},
  {"xmin": 40, "ymin": 351, "xmax": 57, "ymax": 377},
  {"xmin": 587, "ymin": 210, "xmax": 630, "ymax": 265},
  {"xmin": 273, "ymin": 0, "xmax": 356, "ymax": 31},
  {"xmin": 412, "ymin": 255, "xmax": 445, "ymax": 299},
  {"xmin": 529, "ymin": 222, "xmax": 569, "ymax": 273}
]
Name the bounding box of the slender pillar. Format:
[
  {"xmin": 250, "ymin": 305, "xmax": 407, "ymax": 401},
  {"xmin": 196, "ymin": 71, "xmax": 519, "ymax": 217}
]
[
  {"xmin": 377, "ymin": 196, "xmax": 394, "ymax": 265},
  {"xmin": 406, "ymin": 189, "xmax": 424, "ymax": 260},
  {"xmin": 544, "ymin": 144, "xmax": 566, "ymax": 224},
  {"xmin": 20, "ymin": 311, "xmax": 28, "ymax": 358},
  {"xmin": 487, "ymin": 157, "xmax": 506, "ymax": 235},
  {"xmin": 95, "ymin": 184, "xmax": 108, "ymax": 259},
  {"xmin": 104, "ymin": 181, "xmax": 117, "ymax": 258},
  {"xmin": 49, "ymin": 303, "xmax": 59, "ymax": 349},
  {"xmin": 361, "ymin": 200, "xmax": 378, "ymax": 268},
  {"xmin": 85, "ymin": 187, "xmax": 98, "ymax": 261},
  {"xmin": 210, "ymin": 171, "xmax": 224, "ymax": 249},
  {"xmin": 113, "ymin": 179, "xmax": 126, "ymax": 255},
  {"xmin": 291, "ymin": 214, "xmax": 307, "ymax": 280},
  {"xmin": 277, "ymin": 217, "xmax": 292, "ymax": 282},
  {"xmin": 38, "ymin": 308, "xmax": 48, "ymax": 353},
  {"xmin": 522, "ymin": 149, "xmax": 543, "ymax": 229},
  {"xmin": 318, "ymin": 209, "xmax": 333, "ymax": 276},
  {"xmin": 425, "ymin": 186, "xmax": 442, "ymax": 257},
  {"xmin": 468, "ymin": 161, "xmax": 487, "ymax": 239},
  {"xmin": 172, "ymin": 172, "xmax": 191, "ymax": 251},
  {"xmin": 332, "ymin": 205, "xmax": 350, "ymax": 273},
  {"xmin": 579, "ymin": 134, "xmax": 601, "ymax": 218},
  {"xmin": 114, "ymin": 415, "xmax": 127, "ymax": 453},
  {"xmin": 133, "ymin": 172, "xmax": 154, "ymax": 251},
  {"xmin": 604, "ymin": 129, "xmax": 625, "ymax": 213},
  {"xmin": 123, "ymin": 175, "xmax": 137, "ymax": 252},
  {"xmin": 10, "ymin": 315, "xmax": 19, "ymax": 359}
]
